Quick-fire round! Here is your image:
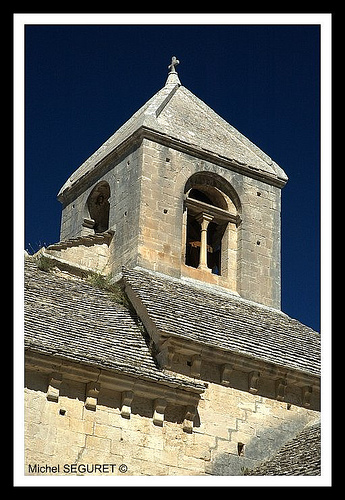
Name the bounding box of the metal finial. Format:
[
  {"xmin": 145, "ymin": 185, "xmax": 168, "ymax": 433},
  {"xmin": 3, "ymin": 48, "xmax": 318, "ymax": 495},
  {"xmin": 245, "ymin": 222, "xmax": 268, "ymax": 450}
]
[{"xmin": 168, "ymin": 56, "xmax": 180, "ymax": 74}]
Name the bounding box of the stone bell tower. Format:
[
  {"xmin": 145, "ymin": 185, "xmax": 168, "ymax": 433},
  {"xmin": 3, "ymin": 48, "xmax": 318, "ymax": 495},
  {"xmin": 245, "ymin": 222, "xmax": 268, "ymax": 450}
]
[{"xmin": 51, "ymin": 57, "xmax": 288, "ymax": 309}]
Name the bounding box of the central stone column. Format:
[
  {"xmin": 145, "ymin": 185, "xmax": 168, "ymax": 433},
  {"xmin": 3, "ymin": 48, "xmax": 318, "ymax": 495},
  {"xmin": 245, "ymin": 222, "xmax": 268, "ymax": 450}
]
[{"xmin": 196, "ymin": 213, "xmax": 214, "ymax": 271}]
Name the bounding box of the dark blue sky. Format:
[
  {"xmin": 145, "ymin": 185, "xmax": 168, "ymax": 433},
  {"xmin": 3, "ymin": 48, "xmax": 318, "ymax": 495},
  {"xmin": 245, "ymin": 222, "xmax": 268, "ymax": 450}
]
[{"xmin": 24, "ymin": 24, "xmax": 320, "ymax": 331}]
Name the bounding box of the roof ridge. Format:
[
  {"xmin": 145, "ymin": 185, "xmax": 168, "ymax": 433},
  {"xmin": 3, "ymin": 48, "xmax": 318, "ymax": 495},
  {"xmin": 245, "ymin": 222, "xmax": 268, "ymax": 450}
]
[{"xmin": 154, "ymin": 83, "xmax": 180, "ymax": 118}]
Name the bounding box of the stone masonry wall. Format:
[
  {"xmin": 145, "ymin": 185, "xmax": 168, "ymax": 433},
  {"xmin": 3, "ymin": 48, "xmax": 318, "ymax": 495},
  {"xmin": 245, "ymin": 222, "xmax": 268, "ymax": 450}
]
[
  {"xmin": 138, "ymin": 139, "xmax": 282, "ymax": 308},
  {"xmin": 57, "ymin": 136, "xmax": 282, "ymax": 309},
  {"xmin": 46, "ymin": 243, "xmax": 111, "ymax": 275},
  {"xmin": 25, "ymin": 367, "xmax": 319, "ymax": 477},
  {"xmin": 58, "ymin": 137, "xmax": 282, "ymax": 309},
  {"xmin": 59, "ymin": 144, "xmax": 143, "ymax": 276}
]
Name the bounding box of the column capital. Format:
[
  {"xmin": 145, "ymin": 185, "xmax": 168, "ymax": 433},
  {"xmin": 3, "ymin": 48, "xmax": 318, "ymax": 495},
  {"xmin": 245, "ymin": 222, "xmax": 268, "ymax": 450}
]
[{"xmin": 195, "ymin": 212, "xmax": 214, "ymax": 227}]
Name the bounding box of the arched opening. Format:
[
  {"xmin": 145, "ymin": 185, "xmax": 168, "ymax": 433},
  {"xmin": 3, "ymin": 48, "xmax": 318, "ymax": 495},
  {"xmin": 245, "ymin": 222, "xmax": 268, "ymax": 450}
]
[
  {"xmin": 183, "ymin": 173, "xmax": 241, "ymax": 279},
  {"xmin": 86, "ymin": 181, "xmax": 110, "ymax": 234},
  {"xmin": 185, "ymin": 187, "xmax": 228, "ymax": 274},
  {"xmin": 184, "ymin": 171, "xmax": 241, "ymax": 213},
  {"xmin": 189, "ymin": 189, "xmax": 215, "ymax": 206}
]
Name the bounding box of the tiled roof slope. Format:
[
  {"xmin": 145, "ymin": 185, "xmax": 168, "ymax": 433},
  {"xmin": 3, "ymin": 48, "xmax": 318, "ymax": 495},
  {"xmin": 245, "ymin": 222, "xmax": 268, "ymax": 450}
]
[
  {"xmin": 247, "ymin": 421, "xmax": 321, "ymax": 475},
  {"xmin": 122, "ymin": 267, "xmax": 321, "ymax": 378},
  {"xmin": 24, "ymin": 258, "xmax": 202, "ymax": 391}
]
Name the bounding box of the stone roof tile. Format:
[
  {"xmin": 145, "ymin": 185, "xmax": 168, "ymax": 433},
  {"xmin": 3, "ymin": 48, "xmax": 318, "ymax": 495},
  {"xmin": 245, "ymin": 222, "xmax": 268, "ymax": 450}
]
[
  {"xmin": 24, "ymin": 258, "xmax": 203, "ymax": 392},
  {"xmin": 247, "ymin": 421, "xmax": 321, "ymax": 475},
  {"xmin": 122, "ymin": 267, "xmax": 320, "ymax": 378}
]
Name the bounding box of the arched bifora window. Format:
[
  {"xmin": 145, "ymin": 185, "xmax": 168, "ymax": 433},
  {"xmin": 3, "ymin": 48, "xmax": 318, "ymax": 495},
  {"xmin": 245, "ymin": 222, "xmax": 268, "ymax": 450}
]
[
  {"xmin": 183, "ymin": 173, "xmax": 241, "ymax": 279},
  {"xmin": 85, "ymin": 181, "xmax": 110, "ymax": 234}
]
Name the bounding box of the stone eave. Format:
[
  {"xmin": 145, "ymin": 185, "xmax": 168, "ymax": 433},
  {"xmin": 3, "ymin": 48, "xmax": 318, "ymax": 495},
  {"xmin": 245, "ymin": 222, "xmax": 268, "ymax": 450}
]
[
  {"xmin": 25, "ymin": 349, "xmax": 204, "ymax": 432},
  {"xmin": 156, "ymin": 335, "xmax": 320, "ymax": 390},
  {"xmin": 57, "ymin": 129, "xmax": 145, "ymax": 206},
  {"xmin": 58, "ymin": 124, "xmax": 288, "ymax": 205},
  {"xmin": 25, "ymin": 349, "xmax": 205, "ymax": 404},
  {"xmin": 155, "ymin": 335, "xmax": 320, "ymax": 411},
  {"xmin": 122, "ymin": 276, "xmax": 319, "ymax": 409}
]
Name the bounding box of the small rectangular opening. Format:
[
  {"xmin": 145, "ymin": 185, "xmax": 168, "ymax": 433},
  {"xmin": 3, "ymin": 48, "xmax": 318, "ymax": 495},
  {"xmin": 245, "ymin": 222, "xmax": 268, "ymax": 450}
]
[{"xmin": 237, "ymin": 442, "xmax": 245, "ymax": 456}]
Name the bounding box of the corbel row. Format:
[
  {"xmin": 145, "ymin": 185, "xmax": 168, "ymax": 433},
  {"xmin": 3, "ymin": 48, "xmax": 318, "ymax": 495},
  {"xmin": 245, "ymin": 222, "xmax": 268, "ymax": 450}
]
[
  {"xmin": 45, "ymin": 374, "xmax": 197, "ymax": 432},
  {"xmin": 221, "ymin": 364, "xmax": 313, "ymax": 407},
  {"xmin": 156, "ymin": 336, "xmax": 318, "ymax": 411},
  {"xmin": 220, "ymin": 365, "xmax": 262, "ymax": 395}
]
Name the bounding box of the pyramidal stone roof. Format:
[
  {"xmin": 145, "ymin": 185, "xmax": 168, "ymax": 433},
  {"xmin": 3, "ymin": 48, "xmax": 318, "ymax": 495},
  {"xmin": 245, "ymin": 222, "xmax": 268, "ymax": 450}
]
[{"xmin": 58, "ymin": 60, "xmax": 288, "ymax": 200}]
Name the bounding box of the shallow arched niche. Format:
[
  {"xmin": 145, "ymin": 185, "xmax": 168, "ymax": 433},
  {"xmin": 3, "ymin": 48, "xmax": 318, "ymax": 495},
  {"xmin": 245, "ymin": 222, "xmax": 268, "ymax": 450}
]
[{"xmin": 86, "ymin": 181, "xmax": 111, "ymax": 234}]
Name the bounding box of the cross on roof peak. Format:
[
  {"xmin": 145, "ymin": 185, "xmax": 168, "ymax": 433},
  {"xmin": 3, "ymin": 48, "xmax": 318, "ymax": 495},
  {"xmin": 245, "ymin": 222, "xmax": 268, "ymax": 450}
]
[
  {"xmin": 165, "ymin": 56, "xmax": 181, "ymax": 86},
  {"xmin": 168, "ymin": 56, "xmax": 180, "ymax": 74}
]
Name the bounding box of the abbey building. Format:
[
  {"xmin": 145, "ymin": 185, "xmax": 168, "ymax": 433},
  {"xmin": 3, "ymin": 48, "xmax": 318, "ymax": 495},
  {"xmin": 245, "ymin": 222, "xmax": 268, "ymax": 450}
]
[{"xmin": 24, "ymin": 58, "xmax": 320, "ymax": 476}]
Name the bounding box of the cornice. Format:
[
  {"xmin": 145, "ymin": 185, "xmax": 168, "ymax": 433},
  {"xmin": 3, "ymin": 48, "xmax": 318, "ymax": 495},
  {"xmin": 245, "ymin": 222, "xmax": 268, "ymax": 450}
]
[
  {"xmin": 139, "ymin": 127, "xmax": 288, "ymax": 189},
  {"xmin": 155, "ymin": 336, "xmax": 320, "ymax": 410},
  {"xmin": 157, "ymin": 336, "xmax": 320, "ymax": 390},
  {"xmin": 26, "ymin": 349, "xmax": 203, "ymax": 403},
  {"xmin": 58, "ymin": 124, "xmax": 287, "ymax": 205},
  {"xmin": 25, "ymin": 349, "xmax": 204, "ymax": 398},
  {"xmin": 25, "ymin": 350, "xmax": 204, "ymax": 432},
  {"xmin": 123, "ymin": 278, "xmax": 319, "ymax": 410}
]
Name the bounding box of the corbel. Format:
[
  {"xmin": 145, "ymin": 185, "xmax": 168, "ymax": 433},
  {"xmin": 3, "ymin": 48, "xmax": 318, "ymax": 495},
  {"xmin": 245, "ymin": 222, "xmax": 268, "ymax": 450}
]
[
  {"xmin": 82, "ymin": 217, "xmax": 95, "ymax": 229},
  {"xmin": 153, "ymin": 398, "xmax": 167, "ymax": 427},
  {"xmin": 275, "ymin": 378, "xmax": 287, "ymax": 401},
  {"xmin": 156, "ymin": 344, "xmax": 175, "ymax": 369},
  {"xmin": 191, "ymin": 354, "xmax": 202, "ymax": 378},
  {"xmin": 121, "ymin": 390, "xmax": 134, "ymax": 419},
  {"xmin": 85, "ymin": 381, "xmax": 101, "ymax": 411},
  {"xmin": 302, "ymin": 386, "xmax": 312, "ymax": 408},
  {"xmin": 220, "ymin": 364, "xmax": 233, "ymax": 386},
  {"xmin": 46, "ymin": 372, "xmax": 63, "ymax": 402},
  {"xmin": 248, "ymin": 371, "xmax": 260, "ymax": 394},
  {"xmin": 103, "ymin": 229, "xmax": 115, "ymax": 246},
  {"xmin": 182, "ymin": 405, "xmax": 197, "ymax": 434}
]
